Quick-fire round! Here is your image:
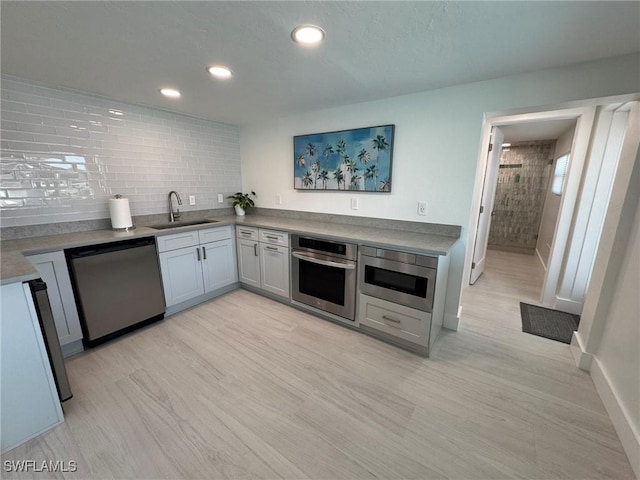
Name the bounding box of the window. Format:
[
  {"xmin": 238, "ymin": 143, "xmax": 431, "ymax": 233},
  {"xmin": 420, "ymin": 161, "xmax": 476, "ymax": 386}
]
[{"xmin": 551, "ymin": 154, "xmax": 570, "ymax": 196}]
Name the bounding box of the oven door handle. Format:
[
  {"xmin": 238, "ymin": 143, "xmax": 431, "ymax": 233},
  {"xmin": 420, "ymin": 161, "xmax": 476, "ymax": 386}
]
[{"xmin": 291, "ymin": 251, "xmax": 356, "ymax": 270}]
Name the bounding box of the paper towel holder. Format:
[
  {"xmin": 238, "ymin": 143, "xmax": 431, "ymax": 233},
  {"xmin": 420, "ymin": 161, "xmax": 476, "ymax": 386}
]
[{"xmin": 111, "ymin": 194, "xmax": 136, "ymax": 232}]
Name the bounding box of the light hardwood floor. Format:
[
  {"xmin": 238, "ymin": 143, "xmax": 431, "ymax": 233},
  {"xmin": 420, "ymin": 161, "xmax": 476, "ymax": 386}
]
[{"xmin": 2, "ymin": 250, "xmax": 635, "ymax": 479}]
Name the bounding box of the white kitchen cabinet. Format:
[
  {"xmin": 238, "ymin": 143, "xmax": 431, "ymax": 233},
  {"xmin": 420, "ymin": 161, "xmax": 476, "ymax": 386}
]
[
  {"xmin": 237, "ymin": 238, "xmax": 261, "ymax": 287},
  {"xmin": 26, "ymin": 251, "xmax": 83, "ymax": 350},
  {"xmin": 201, "ymin": 239, "xmax": 237, "ymax": 292},
  {"xmin": 236, "ymin": 226, "xmax": 290, "ymax": 299},
  {"xmin": 260, "ymin": 244, "xmax": 290, "ymax": 298},
  {"xmin": 1, "ymin": 282, "xmax": 64, "ymax": 453},
  {"xmin": 159, "ymin": 245, "xmax": 205, "ymax": 306},
  {"xmin": 158, "ymin": 225, "xmax": 237, "ymax": 309}
]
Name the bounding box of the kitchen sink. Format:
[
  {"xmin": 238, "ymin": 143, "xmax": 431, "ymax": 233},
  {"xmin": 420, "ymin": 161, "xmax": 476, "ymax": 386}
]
[{"xmin": 148, "ymin": 219, "xmax": 220, "ymax": 230}]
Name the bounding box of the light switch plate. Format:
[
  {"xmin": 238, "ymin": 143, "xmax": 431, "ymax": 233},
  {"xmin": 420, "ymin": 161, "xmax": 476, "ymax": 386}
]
[
  {"xmin": 417, "ymin": 201, "xmax": 427, "ymax": 216},
  {"xmin": 351, "ymin": 197, "xmax": 359, "ymax": 210},
  {"xmin": 217, "ymin": 193, "xmax": 224, "ymax": 203},
  {"xmin": 275, "ymin": 194, "xmax": 282, "ymax": 205},
  {"xmin": 189, "ymin": 195, "xmax": 196, "ymax": 205}
]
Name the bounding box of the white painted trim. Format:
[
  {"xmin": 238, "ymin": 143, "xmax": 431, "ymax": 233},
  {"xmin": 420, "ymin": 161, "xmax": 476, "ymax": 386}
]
[
  {"xmin": 554, "ymin": 296, "xmax": 582, "ymax": 315},
  {"xmin": 590, "ymin": 357, "xmax": 640, "ymax": 478},
  {"xmin": 535, "ymin": 248, "xmax": 547, "ymax": 270},
  {"xmin": 540, "ymin": 107, "xmax": 597, "ymax": 305},
  {"xmin": 570, "ymin": 331, "xmax": 593, "ymax": 371},
  {"xmin": 443, "ymin": 310, "xmax": 460, "ymax": 331}
]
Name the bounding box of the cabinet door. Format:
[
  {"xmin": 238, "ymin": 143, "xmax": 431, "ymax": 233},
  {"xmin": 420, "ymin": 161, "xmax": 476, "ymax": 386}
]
[
  {"xmin": 159, "ymin": 246, "xmax": 205, "ymax": 306},
  {"xmin": 26, "ymin": 251, "xmax": 82, "ymax": 346},
  {"xmin": 260, "ymin": 244, "xmax": 290, "ymax": 298},
  {"xmin": 237, "ymin": 239, "xmax": 260, "ymax": 287},
  {"xmin": 202, "ymin": 239, "xmax": 237, "ymax": 293}
]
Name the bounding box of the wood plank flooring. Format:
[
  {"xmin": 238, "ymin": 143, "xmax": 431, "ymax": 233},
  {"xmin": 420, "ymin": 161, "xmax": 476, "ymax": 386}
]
[{"xmin": 2, "ymin": 250, "xmax": 635, "ymax": 479}]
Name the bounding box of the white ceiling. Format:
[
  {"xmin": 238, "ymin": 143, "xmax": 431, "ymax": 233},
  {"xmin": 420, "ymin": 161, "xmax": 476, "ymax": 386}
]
[
  {"xmin": 2, "ymin": 1, "xmax": 638, "ymax": 126},
  {"xmin": 500, "ymin": 119, "xmax": 577, "ymax": 143}
]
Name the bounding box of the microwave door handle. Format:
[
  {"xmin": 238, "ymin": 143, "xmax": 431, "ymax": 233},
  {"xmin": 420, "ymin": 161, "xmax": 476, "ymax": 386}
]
[{"xmin": 291, "ymin": 251, "xmax": 356, "ymax": 270}]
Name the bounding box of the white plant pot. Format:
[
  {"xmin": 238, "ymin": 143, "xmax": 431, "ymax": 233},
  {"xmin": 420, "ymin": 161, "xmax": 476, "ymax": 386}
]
[{"xmin": 234, "ymin": 205, "xmax": 246, "ymax": 216}]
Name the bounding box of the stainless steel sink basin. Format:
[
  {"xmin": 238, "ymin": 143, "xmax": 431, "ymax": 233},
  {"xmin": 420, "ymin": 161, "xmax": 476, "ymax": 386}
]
[{"xmin": 148, "ymin": 219, "xmax": 220, "ymax": 230}]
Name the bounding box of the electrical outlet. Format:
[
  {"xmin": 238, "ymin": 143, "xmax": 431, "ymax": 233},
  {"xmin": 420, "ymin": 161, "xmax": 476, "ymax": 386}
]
[
  {"xmin": 275, "ymin": 194, "xmax": 282, "ymax": 205},
  {"xmin": 217, "ymin": 193, "xmax": 224, "ymax": 203},
  {"xmin": 189, "ymin": 195, "xmax": 196, "ymax": 206},
  {"xmin": 417, "ymin": 201, "xmax": 427, "ymax": 216},
  {"xmin": 351, "ymin": 197, "xmax": 359, "ymax": 210}
]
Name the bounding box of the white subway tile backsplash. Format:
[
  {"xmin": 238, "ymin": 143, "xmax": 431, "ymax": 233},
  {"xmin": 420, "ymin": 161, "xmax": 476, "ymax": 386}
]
[{"xmin": 0, "ymin": 75, "xmax": 242, "ymax": 227}]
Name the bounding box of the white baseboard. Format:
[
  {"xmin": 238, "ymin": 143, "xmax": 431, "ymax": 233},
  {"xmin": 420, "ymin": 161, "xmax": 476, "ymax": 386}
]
[
  {"xmin": 570, "ymin": 331, "xmax": 593, "ymax": 371},
  {"xmin": 590, "ymin": 357, "xmax": 640, "ymax": 478},
  {"xmin": 535, "ymin": 248, "xmax": 547, "ymax": 270},
  {"xmin": 554, "ymin": 296, "xmax": 583, "ymax": 315},
  {"xmin": 443, "ymin": 306, "xmax": 461, "ymax": 331}
]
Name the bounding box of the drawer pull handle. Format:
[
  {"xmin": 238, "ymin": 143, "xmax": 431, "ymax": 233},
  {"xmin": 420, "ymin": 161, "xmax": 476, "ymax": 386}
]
[
  {"xmin": 196, "ymin": 247, "xmax": 201, "ymax": 261},
  {"xmin": 265, "ymin": 235, "xmax": 279, "ymax": 240},
  {"xmin": 382, "ymin": 315, "xmax": 401, "ymax": 325},
  {"xmin": 266, "ymin": 246, "xmax": 278, "ymax": 251},
  {"xmin": 241, "ymin": 231, "xmax": 252, "ymax": 236}
]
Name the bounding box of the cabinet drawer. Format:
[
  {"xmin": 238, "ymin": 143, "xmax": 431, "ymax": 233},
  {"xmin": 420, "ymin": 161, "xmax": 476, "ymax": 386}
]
[
  {"xmin": 156, "ymin": 230, "xmax": 200, "ymax": 252},
  {"xmin": 236, "ymin": 226, "xmax": 259, "ymax": 241},
  {"xmin": 358, "ymin": 293, "xmax": 430, "ymax": 345},
  {"xmin": 259, "ymin": 228, "xmax": 289, "ymax": 247},
  {"xmin": 198, "ymin": 225, "xmax": 232, "ymax": 244}
]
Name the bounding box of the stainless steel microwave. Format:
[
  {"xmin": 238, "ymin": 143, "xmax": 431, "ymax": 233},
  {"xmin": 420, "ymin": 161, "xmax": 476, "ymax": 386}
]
[{"xmin": 358, "ymin": 246, "xmax": 437, "ymax": 312}]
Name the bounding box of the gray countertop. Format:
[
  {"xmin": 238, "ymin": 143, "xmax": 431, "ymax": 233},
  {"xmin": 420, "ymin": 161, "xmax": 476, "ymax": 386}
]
[{"xmin": 1, "ymin": 214, "xmax": 459, "ymax": 285}]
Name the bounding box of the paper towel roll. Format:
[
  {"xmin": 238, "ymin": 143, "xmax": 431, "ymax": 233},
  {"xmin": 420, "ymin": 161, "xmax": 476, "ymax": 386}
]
[{"xmin": 109, "ymin": 195, "xmax": 133, "ymax": 230}]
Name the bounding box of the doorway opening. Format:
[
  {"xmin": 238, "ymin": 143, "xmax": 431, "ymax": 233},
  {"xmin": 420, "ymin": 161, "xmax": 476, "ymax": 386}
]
[
  {"xmin": 485, "ymin": 120, "xmax": 578, "ymax": 302},
  {"xmin": 462, "ymin": 99, "xmax": 637, "ymax": 337}
]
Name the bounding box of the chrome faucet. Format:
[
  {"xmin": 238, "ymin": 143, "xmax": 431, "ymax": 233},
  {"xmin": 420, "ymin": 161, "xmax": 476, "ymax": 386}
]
[{"xmin": 168, "ymin": 191, "xmax": 182, "ymax": 222}]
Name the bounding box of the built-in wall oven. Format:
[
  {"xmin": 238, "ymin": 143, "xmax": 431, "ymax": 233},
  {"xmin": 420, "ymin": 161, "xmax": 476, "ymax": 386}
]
[
  {"xmin": 359, "ymin": 246, "xmax": 437, "ymax": 312},
  {"xmin": 291, "ymin": 235, "xmax": 358, "ymax": 321}
]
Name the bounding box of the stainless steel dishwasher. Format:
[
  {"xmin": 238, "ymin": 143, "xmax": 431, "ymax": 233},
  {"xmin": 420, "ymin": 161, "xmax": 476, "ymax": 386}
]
[{"xmin": 66, "ymin": 237, "xmax": 165, "ymax": 348}]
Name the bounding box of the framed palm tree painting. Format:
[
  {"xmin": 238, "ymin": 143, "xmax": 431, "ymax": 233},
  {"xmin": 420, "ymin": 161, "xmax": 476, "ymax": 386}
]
[{"xmin": 294, "ymin": 124, "xmax": 394, "ymax": 192}]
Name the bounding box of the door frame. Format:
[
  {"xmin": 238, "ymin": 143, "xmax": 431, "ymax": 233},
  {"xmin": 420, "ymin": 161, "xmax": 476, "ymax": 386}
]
[{"xmin": 464, "ymin": 106, "xmax": 596, "ymax": 306}]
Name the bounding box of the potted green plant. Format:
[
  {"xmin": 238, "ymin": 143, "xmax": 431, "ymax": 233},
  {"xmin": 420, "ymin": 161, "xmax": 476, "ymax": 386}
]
[{"xmin": 227, "ymin": 191, "xmax": 256, "ymax": 216}]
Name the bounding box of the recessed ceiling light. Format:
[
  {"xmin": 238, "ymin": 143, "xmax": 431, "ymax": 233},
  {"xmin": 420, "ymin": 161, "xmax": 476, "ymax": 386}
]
[
  {"xmin": 206, "ymin": 65, "xmax": 233, "ymax": 79},
  {"xmin": 108, "ymin": 109, "xmax": 124, "ymax": 116},
  {"xmin": 502, "ymin": 143, "xmax": 512, "ymax": 147},
  {"xmin": 291, "ymin": 24, "xmax": 325, "ymax": 46},
  {"xmin": 159, "ymin": 88, "xmax": 181, "ymax": 99}
]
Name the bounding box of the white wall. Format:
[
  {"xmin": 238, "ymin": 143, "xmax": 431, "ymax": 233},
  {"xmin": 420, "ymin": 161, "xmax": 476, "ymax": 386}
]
[
  {"xmin": 536, "ymin": 125, "xmax": 575, "ymax": 267},
  {"xmin": 595, "ymin": 195, "xmax": 640, "ymax": 468},
  {"xmin": 240, "ymin": 53, "xmax": 640, "ymax": 322}
]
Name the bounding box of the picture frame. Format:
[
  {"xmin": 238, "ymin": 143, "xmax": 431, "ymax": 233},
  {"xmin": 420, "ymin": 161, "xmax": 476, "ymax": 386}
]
[{"xmin": 293, "ymin": 124, "xmax": 395, "ymax": 192}]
